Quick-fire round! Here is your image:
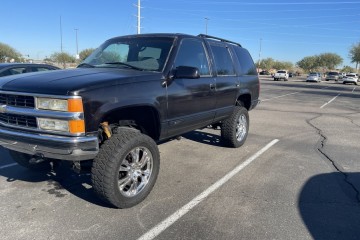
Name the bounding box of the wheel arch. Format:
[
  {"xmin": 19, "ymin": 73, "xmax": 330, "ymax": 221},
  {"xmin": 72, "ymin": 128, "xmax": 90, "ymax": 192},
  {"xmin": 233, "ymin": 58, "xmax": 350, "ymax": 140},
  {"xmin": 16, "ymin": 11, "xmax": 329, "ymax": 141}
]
[
  {"xmin": 99, "ymin": 105, "xmax": 161, "ymax": 141},
  {"xmin": 236, "ymin": 93, "xmax": 251, "ymax": 110}
]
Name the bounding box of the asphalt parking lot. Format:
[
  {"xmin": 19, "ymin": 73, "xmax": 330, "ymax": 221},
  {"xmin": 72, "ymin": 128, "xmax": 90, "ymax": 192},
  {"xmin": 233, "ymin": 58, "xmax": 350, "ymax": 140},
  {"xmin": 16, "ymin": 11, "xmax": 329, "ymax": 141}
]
[{"xmin": 1, "ymin": 75, "xmax": 359, "ymax": 240}]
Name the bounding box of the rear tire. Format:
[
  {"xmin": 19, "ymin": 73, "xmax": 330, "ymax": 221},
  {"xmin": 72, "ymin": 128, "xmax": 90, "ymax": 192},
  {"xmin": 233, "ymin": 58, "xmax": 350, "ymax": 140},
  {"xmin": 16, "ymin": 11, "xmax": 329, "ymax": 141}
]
[
  {"xmin": 91, "ymin": 129, "xmax": 160, "ymax": 208},
  {"xmin": 221, "ymin": 106, "xmax": 249, "ymax": 148}
]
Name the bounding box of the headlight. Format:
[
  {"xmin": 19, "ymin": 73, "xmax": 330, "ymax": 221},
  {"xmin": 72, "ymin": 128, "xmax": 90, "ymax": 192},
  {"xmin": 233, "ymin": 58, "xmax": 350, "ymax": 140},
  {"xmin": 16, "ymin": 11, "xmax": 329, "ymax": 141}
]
[
  {"xmin": 38, "ymin": 118, "xmax": 69, "ymax": 132},
  {"xmin": 38, "ymin": 118, "xmax": 85, "ymax": 134},
  {"xmin": 36, "ymin": 97, "xmax": 85, "ymax": 134},
  {"xmin": 36, "ymin": 98, "xmax": 83, "ymax": 112},
  {"xmin": 37, "ymin": 98, "xmax": 68, "ymax": 111}
]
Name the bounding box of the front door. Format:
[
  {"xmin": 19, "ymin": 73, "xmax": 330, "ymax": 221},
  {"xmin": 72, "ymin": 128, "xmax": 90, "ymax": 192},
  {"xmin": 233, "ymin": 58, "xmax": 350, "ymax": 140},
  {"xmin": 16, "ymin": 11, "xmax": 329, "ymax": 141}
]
[{"xmin": 166, "ymin": 38, "xmax": 216, "ymax": 137}]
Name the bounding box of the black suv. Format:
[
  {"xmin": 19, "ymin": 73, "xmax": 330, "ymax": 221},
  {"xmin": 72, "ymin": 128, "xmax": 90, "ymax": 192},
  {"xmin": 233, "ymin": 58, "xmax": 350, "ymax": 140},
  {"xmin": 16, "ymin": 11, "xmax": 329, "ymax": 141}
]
[{"xmin": 0, "ymin": 33, "xmax": 260, "ymax": 208}]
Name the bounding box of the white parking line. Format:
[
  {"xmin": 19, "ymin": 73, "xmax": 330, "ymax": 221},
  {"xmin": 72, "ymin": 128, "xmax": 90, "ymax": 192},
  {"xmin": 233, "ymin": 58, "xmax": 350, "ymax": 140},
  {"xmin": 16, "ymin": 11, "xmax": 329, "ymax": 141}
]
[
  {"xmin": 320, "ymin": 93, "xmax": 340, "ymax": 109},
  {"xmin": 352, "ymin": 87, "xmax": 356, "ymax": 93},
  {"xmin": 137, "ymin": 139, "xmax": 279, "ymax": 240},
  {"xmin": 261, "ymin": 92, "xmax": 300, "ymax": 102},
  {"xmin": 0, "ymin": 163, "xmax": 18, "ymax": 170}
]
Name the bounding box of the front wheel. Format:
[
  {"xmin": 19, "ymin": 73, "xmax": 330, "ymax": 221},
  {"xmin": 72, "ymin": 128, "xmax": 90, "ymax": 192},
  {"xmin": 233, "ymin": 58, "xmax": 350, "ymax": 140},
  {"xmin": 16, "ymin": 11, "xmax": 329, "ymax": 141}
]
[
  {"xmin": 91, "ymin": 129, "xmax": 160, "ymax": 208},
  {"xmin": 221, "ymin": 106, "xmax": 249, "ymax": 148}
]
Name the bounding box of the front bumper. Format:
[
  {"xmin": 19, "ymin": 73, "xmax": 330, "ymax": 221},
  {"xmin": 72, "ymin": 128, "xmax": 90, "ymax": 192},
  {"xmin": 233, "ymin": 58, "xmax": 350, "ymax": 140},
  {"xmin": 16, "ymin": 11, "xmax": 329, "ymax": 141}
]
[{"xmin": 0, "ymin": 127, "xmax": 99, "ymax": 161}]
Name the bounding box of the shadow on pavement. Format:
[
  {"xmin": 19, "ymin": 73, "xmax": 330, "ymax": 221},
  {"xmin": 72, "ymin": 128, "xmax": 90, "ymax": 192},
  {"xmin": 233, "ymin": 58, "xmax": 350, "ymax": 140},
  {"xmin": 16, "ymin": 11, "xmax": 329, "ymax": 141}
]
[
  {"xmin": 0, "ymin": 158, "xmax": 111, "ymax": 208},
  {"xmin": 182, "ymin": 129, "xmax": 223, "ymax": 147},
  {"xmin": 299, "ymin": 172, "xmax": 360, "ymax": 240}
]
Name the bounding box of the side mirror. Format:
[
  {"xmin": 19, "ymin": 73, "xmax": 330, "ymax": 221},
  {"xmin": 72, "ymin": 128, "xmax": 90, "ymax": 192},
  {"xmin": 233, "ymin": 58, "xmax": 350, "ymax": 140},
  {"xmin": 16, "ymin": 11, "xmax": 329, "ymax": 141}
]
[
  {"xmin": 163, "ymin": 66, "xmax": 201, "ymax": 87},
  {"xmin": 174, "ymin": 66, "xmax": 200, "ymax": 79}
]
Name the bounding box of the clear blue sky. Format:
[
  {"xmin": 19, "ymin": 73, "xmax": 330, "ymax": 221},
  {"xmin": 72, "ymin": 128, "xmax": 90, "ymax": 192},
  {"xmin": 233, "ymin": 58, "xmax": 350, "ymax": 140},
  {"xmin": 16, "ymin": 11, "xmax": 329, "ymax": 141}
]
[{"xmin": 1, "ymin": 0, "xmax": 360, "ymax": 67}]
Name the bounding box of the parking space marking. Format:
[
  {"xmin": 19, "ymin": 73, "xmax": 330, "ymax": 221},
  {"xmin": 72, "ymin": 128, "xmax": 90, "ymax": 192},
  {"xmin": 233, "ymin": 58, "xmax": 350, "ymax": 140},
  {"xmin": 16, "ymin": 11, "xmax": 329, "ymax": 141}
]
[
  {"xmin": 352, "ymin": 87, "xmax": 356, "ymax": 93},
  {"xmin": 320, "ymin": 93, "xmax": 340, "ymax": 109},
  {"xmin": 137, "ymin": 139, "xmax": 279, "ymax": 240},
  {"xmin": 261, "ymin": 92, "xmax": 300, "ymax": 102},
  {"xmin": 0, "ymin": 163, "xmax": 17, "ymax": 170}
]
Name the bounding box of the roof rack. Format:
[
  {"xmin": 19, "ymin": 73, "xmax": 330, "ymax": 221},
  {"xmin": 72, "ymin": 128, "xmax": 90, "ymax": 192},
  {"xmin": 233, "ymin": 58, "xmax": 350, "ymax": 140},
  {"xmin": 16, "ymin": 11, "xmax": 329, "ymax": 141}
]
[{"xmin": 198, "ymin": 34, "xmax": 241, "ymax": 47}]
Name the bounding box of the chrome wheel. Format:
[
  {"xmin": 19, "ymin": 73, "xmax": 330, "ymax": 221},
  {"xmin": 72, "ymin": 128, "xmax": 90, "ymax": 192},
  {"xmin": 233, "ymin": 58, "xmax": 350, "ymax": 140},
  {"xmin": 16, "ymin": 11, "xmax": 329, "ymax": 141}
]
[
  {"xmin": 118, "ymin": 147, "xmax": 153, "ymax": 197},
  {"xmin": 236, "ymin": 114, "xmax": 247, "ymax": 142},
  {"xmin": 221, "ymin": 106, "xmax": 249, "ymax": 148}
]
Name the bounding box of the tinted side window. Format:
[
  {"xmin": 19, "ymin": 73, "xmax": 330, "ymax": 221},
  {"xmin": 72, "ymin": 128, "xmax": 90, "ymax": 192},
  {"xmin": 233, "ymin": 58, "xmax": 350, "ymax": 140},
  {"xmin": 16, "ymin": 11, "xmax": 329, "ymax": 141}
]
[
  {"xmin": 174, "ymin": 38, "xmax": 210, "ymax": 76},
  {"xmin": 9, "ymin": 67, "xmax": 26, "ymax": 75},
  {"xmin": 31, "ymin": 67, "xmax": 53, "ymax": 72},
  {"xmin": 233, "ymin": 47, "xmax": 257, "ymax": 75},
  {"xmin": 209, "ymin": 44, "xmax": 235, "ymax": 76},
  {"xmin": 0, "ymin": 70, "xmax": 11, "ymax": 77}
]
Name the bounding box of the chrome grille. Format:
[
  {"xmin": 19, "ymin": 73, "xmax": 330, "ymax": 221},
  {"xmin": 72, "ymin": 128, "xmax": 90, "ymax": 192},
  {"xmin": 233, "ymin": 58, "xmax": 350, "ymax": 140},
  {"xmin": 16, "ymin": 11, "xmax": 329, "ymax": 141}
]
[
  {"xmin": 0, "ymin": 113, "xmax": 37, "ymax": 128},
  {"xmin": 0, "ymin": 94, "xmax": 35, "ymax": 108}
]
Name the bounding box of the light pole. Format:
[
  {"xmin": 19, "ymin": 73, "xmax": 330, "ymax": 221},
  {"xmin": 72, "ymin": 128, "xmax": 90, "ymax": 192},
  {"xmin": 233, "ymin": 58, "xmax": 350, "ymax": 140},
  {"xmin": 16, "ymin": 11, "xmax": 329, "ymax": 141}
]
[
  {"xmin": 74, "ymin": 28, "xmax": 79, "ymax": 60},
  {"xmin": 60, "ymin": 16, "xmax": 63, "ymax": 53},
  {"xmin": 258, "ymin": 38, "xmax": 262, "ymax": 72},
  {"xmin": 205, "ymin": 17, "xmax": 209, "ymax": 35}
]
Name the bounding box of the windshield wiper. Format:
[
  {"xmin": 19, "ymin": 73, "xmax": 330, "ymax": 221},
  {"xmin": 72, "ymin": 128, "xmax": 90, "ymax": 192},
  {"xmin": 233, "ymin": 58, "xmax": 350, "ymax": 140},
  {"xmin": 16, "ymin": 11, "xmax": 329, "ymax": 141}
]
[
  {"xmin": 77, "ymin": 63, "xmax": 95, "ymax": 68},
  {"xmin": 104, "ymin": 62, "xmax": 144, "ymax": 71}
]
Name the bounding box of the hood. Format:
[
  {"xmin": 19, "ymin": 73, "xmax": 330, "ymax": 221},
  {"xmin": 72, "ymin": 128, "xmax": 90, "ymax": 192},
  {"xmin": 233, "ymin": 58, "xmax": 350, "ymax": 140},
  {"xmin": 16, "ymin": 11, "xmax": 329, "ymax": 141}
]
[{"xmin": 0, "ymin": 68, "xmax": 162, "ymax": 96}]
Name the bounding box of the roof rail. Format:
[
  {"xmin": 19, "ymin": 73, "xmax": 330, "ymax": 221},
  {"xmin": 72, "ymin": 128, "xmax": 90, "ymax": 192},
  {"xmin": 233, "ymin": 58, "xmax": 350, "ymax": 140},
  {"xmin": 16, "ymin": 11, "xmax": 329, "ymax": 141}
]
[{"xmin": 198, "ymin": 34, "xmax": 241, "ymax": 47}]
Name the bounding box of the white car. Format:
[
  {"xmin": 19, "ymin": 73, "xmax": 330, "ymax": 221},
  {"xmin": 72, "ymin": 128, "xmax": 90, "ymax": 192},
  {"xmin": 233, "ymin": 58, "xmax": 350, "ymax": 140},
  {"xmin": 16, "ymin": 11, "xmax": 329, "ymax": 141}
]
[
  {"xmin": 342, "ymin": 73, "xmax": 359, "ymax": 85},
  {"xmin": 274, "ymin": 70, "xmax": 288, "ymax": 81},
  {"xmin": 306, "ymin": 72, "xmax": 322, "ymax": 82}
]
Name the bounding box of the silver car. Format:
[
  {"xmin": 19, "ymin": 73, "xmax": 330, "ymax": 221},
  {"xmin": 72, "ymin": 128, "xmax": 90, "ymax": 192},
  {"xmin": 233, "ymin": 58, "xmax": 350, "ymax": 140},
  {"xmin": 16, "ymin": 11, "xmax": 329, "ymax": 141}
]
[
  {"xmin": 306, "ymin": 72, "xmax": 322, "ymax": 82},
  {"xmin": 325, "ymin": 71, "xmax": 339, "ymax": 81}
]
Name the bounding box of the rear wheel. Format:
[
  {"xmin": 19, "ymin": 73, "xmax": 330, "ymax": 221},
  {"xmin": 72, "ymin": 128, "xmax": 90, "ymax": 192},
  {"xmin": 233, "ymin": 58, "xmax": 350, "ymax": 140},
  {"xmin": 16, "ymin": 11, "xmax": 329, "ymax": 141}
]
[
  {"xmin": 91, "ymin": 129, "xmax": 160, "ymax": 208},
  {"xmin": 221, "ymin": 106, "xmax": 249, "ymax": 148}
]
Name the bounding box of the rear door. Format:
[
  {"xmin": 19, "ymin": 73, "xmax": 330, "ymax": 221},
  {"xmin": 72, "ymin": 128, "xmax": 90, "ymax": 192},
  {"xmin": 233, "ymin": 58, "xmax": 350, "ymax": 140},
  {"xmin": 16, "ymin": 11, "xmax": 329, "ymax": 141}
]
[{"xmin": 207, "ymin": 42, "xmax": 239, "ymax": 121}]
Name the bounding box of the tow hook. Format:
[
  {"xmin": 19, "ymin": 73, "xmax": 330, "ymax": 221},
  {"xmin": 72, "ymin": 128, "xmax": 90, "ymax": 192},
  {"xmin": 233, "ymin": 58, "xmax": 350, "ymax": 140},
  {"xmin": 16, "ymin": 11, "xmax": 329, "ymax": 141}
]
[
  {"xmin": 72, "ymin": 161, "xmax": 81, "ymax": 173},
  {"xmin": 29, "ymin": 154, "xmax": 46, "ymax": 164}
]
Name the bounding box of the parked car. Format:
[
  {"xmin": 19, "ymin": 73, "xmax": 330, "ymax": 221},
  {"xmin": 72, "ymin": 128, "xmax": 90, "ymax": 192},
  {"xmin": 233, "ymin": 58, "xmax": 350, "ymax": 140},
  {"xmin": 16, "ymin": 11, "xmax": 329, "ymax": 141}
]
[
  {"xmin": 0, "ymin": 63, "xmax": 59, "ymax": 77},
  {"xmin": 325, "ymin": 71, "xmax": 339, "ymax": 81},
  {"xmin": 0, "ymin": 33, "xmax": 260, "ymax": 208},
  {"xmin": 259, "ymin": 70, "xmax": 270, "ymax": 75},
  {"xmin": 338, "ymin": 72, "xmax": 346, "ymax": 79},
  {"xmin": 288, "ymin": 72, "xmax": 294, "ymax": 77},
  {"xmin": 306, "ymin": 72, "xmax": 322, "ymax": 82},
  {"xmin": 342, "ymin": 73, "xmax": 359, "ymax": 85},
  {"xmin": 274, "ymin": 70, "xmax": 288, "ymax": 81}
]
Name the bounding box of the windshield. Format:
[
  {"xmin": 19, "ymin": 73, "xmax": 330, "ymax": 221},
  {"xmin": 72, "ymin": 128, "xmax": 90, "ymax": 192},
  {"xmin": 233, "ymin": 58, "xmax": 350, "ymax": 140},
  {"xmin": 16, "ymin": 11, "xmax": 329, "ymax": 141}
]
[
  {"xmin": 328, "ymin": 72, "xmax": 338, "ymax": 75},
  {"xmin": 81, "ymin": 36, "xmax": 175, "ymax": 72},
  {"xmin": 309, "ymin": 73, "xmax": 318, "ymax": 76},
  {"xmin": 277, "ymin": 71, "xmax": 286, "ymax": 73}
]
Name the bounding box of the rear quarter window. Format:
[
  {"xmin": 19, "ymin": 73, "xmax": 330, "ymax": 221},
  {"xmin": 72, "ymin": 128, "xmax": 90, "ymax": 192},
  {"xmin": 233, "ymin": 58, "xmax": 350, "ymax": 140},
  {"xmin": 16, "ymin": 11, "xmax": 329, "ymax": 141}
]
[{"xmin": 233, "ymin": 47, "xmax": 257, "ymax": 75}]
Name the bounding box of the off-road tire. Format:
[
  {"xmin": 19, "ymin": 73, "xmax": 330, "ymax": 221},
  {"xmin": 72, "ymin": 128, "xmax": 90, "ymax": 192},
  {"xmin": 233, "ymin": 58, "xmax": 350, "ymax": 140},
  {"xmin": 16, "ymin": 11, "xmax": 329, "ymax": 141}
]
[
  {"xmin": 91, "ymin": 129, "xmax": 160, "ymax": 208},
  {"xmin": 221, "ymin": 106, "xmax": 249, "ymax": 148},
  {"xmin": 8, "ymin": 150, "xmax": 52, "ymax": 171}
]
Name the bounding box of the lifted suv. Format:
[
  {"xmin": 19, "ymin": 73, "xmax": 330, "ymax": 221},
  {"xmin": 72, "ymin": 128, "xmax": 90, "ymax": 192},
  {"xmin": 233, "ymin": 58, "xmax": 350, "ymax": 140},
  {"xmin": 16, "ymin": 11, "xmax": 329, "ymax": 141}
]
[{"xmin": 0, "ymin": 33, "xmax": 260, "ymax": 208}]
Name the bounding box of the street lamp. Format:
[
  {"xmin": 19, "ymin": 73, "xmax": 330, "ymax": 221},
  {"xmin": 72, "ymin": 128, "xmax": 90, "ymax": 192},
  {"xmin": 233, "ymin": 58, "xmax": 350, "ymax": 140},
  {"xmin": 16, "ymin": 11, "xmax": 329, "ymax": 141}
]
[
  {"xmin": 74, "ymin": 28, "xmax": 79, "ymax": 60},
  {"xmin": 205, "ymin": 17, "xmax": 209, "ymax": 35}
]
